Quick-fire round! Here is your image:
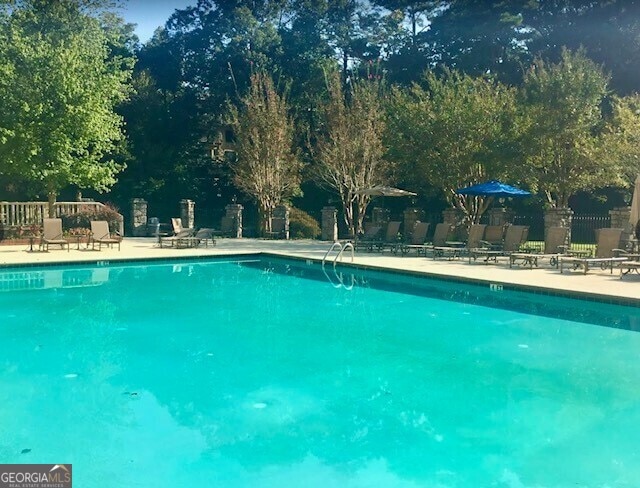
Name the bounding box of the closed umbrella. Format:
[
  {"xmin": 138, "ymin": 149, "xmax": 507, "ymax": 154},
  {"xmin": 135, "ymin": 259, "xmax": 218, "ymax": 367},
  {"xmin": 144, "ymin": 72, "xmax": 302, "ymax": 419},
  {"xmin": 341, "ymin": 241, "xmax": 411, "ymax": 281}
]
[
  {"xmin": 629, "ymin": 175, "xmax": 640, "ymax": 238},
  {"xmin": 355, "ymin": 186, "xmax": 417, "ymax": 236},
  {"xmin": 356, "ymin": 186, "xmax": 417, "ymax": 197}
]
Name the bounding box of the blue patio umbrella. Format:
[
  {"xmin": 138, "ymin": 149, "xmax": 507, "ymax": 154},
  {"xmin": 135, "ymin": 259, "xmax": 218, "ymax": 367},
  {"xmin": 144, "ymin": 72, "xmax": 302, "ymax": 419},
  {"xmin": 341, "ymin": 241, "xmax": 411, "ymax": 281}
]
[{"xmin": 456, "ymin": 180, "xmax": 531, "ymax": 198}]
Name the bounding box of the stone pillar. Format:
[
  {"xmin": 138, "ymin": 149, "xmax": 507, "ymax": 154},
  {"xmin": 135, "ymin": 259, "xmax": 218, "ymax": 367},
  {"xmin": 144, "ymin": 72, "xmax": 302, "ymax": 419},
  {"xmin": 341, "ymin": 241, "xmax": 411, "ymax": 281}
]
[
  {"xmin": 273, "ymin": 204, "xmax": 290, "ymax": 240},
  {"xmin": 321, "ymin": 206, "xmax": 338, "ymax": 241},
  {"xmin": 372, "ymin": 207, "xmax": 390, "ymax": 227},
  {"xmin": 224, "ymin": 204, "xmax": 243, "ymax": 238},
  {"xmin": 544, "ymin": 207, "xmax": 574, "ymax": 245},
  {"xmin": 488, "ymin": 207, "xmax": 515, "ymax": 226},
  {"xmin": 403, "ymin": 207, "xmax": 425, "ymax": 237},
  {"xmin": 180, "ymin": 199, "xmax": 195, "ymax": 229},
  {"xmin": 442, "ymin": 208, "xmax": 462, "ymax": 225},
  {"xmin": 130, "ymin": 198, "xmax": 147, "ymax": 237},
  {"xmin": 610, "ymin": 206, "xmax": 633, "ymax": 247},
  {"xmin": 116, "ymin": 215, "xmax": 125, "ymax": 237}
]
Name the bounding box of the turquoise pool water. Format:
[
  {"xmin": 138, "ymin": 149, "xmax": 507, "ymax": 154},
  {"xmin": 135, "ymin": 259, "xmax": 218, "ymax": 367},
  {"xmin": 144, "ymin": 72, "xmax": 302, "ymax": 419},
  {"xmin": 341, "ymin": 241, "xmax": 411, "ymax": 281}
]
[{"xmin": 1, "ymin": 257, "xmax": 640, "ymax": 487}]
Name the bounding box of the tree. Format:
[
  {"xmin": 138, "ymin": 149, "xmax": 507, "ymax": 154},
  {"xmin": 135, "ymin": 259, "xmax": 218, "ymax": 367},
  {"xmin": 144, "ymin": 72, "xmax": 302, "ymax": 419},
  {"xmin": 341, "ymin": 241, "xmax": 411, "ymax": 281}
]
[
  {"xmin": 599, "ymin": 95, "xmax": 640, "ymax": 185},
  {"xmin": 522, "ymin": 0, "xmax": 640, "ymax": 95},
  {"xmin": 373, "ymin": 1, "xmax": 443, "ymax": 85},
  {"xmin": 421, "ymin": 1, "xmax": 640, "ymax": 93},
  {"xmin": 227, "ymin": 72, "xmax": 302, "ymax": 235},
  {"xmin": 0, "ymin": 0, "xmax": 134, "ymax": 215},
  {"xmin": 312, "ymin": 72, "xmax": 390, "ymax": 236},
  {"xmin": 422, "ymin": 0, "xmax": 534, "ymax": 84},
  {"xmin": 519, "ymin": 49, "xmax": 627, "ymax": 208},
  {"xmin": 387, "ymin": 69, "xmax": 520, "ymax": 223}
]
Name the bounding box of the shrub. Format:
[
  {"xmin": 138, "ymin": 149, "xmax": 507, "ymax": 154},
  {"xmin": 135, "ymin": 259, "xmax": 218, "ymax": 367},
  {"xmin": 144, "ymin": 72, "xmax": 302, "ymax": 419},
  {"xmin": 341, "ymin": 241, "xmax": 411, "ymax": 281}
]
[
  {"xmin": 289, "ymin": 207, "xmax": 321, "ymax": 239},
  {"xmin": 60, "ymin": 203, "xmax": 122, "ymax": 232}
]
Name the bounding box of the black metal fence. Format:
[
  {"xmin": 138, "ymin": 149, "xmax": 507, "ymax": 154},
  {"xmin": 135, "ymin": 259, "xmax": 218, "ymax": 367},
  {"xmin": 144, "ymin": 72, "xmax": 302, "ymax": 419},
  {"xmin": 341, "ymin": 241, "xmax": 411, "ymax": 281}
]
[
  {"xmin": 511, "ymin": 213, "xmax": 611, "ymax": 251},
  {"xmin": 512, "ymin": 213, "xmax": 611, "ymax": 244},
  {"xmin": 570, "ymin": 214, "xmax": 611, "ymax": 243},
  {"xmin": 512, "ymin": 214, "xmax": 545, "ymax": 242}
]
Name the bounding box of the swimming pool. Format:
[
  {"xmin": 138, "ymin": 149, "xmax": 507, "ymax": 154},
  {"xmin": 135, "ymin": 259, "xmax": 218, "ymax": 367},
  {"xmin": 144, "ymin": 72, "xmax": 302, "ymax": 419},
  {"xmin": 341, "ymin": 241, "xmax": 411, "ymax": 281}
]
[{"xmin": 1, "ymin": 256, "xmax": 639, "ymax": 487}]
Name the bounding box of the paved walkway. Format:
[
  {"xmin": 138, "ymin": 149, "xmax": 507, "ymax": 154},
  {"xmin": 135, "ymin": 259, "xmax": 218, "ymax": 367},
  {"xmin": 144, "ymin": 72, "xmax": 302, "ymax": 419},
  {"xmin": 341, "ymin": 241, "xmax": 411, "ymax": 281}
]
[{"xmin": 1, "ymin": 237, "xmax": 639, "ymax": 303}]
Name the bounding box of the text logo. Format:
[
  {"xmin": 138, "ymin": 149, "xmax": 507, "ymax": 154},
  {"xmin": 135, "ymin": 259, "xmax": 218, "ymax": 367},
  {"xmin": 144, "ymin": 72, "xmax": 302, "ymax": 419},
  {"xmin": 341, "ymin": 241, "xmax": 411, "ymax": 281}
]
[{"xmin": 0, "ymin": 464, "xmax": 72, "ymax": 488}]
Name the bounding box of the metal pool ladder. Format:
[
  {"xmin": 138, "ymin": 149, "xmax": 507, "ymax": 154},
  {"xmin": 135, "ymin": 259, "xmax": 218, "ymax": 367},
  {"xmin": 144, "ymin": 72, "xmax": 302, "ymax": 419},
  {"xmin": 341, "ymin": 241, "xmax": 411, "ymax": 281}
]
[
  {"xmin": 322, "ymin": 241, "xmax": 354, "ymax": 269},
  {"xmin": 322, "ymin": 241, "xmax": 356, "ymax": 290},
  {"xmin": 321, "ymin": 241, "xmax": 355, "ymax": 289}
]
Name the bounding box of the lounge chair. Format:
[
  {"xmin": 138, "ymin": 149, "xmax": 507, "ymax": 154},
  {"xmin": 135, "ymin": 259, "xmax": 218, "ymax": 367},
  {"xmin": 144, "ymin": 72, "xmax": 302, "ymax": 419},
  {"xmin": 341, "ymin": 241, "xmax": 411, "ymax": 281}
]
[
  {"xmin": 619, "ymin": 259, "xmax": 640, "ymax": 279},
  {"xmin": 398, "ymin": 222, "xmax": 430, "ymax": 256},
  {"xmin": 468, "ymin": 225, "xmax": 529, "ymax": 263},
  {"xmin": 160, "ymin": 220, "xmax": 195, "ymax": 248},
  {"xmin": 375, "ymin": 221, "xmax": 403, "ymax": 252},
  {"xmin": 433, "ymin": 224, "xmax": 486, "ymax": 260},
  {"xmin": 171, "ymin": 217, "xmax": 193, "ymax": 235},
  {"xmin": 178, "ymin": 228, "xmax": 216, "ymax": 248},
  {"xmin": 40, "ymin": 218, "xmax": 69, "ymax": 252},
  {"xmin": 89, "ymin": 220, "xmax": 122, "ymax": 251},
  {"xmin": 480, "ymin": 225, "xmax": 505, "ymax": 249},
  {"xmin": 559, "ymin": 228, "xmax": 627, "ymax": 274},
  {"xmin": 160, "ymin": 229, "xmax": 195, "ymax": 248},
  {"xmin": 354, "ymin": 225, "xmax": 383, "ymax": 252},
  {"xmin": 420, "ymin": 223, "xmax": 454, "ymax": 256},
  {"xmin": 509, "ymin": 226, "xmax": 569, "ymax": 268}
]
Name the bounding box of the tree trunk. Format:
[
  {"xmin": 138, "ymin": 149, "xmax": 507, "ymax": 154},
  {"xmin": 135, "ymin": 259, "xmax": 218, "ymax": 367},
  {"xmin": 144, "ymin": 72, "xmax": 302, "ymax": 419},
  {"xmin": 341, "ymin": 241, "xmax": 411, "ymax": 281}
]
[
  {"xmin": 356, "ymin": 195, "xmax": 371, "ymax": 236},
  {"xmin": 258, "ymin": 202, "xmax": 273, "ymax": 237},
  {"xmin": 411, "ymin": 11, "xmax": 417, "ymax": 45},
  {"xmin": 47, "ymin": 191, "xmax": 57, "ymax": 218},
  {"xmin": 342, "ymin": 50, "xmax": 349, "ymax": 88},
  {"xmin": 342, "ymin": 200, "xmax": 355, "ymax": 238}
]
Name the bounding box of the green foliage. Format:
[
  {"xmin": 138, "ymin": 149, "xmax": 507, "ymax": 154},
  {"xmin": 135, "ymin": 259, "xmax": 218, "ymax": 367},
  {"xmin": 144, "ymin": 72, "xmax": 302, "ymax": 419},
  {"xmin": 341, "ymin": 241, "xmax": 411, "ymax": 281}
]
[
  {"xmin": 0, "ymin": 0, "xmax": 134, "ymax": 208},
  {"xmin": 42, "ymin": 0, "xmax": 640, "ymax": 219},
  {"xmin": 522, "ymin": 1, "xmax": 640, "ymax": 95},
  {"xmin": 60, "ymin": 203, "xmax": 122, "ymax": 232},
  {"xmin": 387, "ymin": 69, "xmax": 520, "ymax": 222},
  {"xmin": 519, "ymin": 49, "xmax": 620, "ymax": 208},
  {"xmin": 598, "ymin": 94, "xmax": 640, "ymax": 186},
  {"xmin": 289, "ymin": 207, "xmax": 321, "ymax": 239}
]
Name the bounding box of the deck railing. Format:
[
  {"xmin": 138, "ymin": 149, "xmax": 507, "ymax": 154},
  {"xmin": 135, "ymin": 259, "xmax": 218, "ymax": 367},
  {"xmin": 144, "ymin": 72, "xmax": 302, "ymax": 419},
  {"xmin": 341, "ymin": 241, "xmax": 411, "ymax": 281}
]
[{"xmin": 0, "ymin": 201, "xmax": 124, "ymax": 235}]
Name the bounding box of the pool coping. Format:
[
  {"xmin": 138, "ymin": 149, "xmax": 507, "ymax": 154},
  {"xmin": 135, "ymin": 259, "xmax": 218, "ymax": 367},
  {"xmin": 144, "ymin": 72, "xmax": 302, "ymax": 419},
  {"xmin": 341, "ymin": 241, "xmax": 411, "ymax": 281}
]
[
  {"xmin": 262, "ymin": 252, "xmax": 640, "ymax": 307},
  {"xmin": 1, "ymin": 249, "xmax": 639, "ymax": 308}
]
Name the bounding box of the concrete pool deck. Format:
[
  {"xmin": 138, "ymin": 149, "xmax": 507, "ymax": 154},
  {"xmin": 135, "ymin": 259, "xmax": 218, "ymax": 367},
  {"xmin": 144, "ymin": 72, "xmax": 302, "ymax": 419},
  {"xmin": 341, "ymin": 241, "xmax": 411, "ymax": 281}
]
[{"xmin": 1, "ymin": 237, "xmax": 639, "ymax": 304}]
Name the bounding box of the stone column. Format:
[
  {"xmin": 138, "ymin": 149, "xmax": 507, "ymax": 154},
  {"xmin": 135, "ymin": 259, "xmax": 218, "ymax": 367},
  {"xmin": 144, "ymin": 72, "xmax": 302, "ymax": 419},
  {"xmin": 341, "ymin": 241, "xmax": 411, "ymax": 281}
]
[
  {"xmin": 372, "ymin": 207, "xmax": 390, "ymax": 227},
  {"xmin": 488, "ymin": 207, "xmax": 515, "ymax": 226},
  {"xmin": 610, "ymin": 206, "xmax": 633, "ymax": 247},
  {"xmin": 403, "ymin": 207, "xmax": 425, "ymax": 237},
  {"xmin": 116, "ymin": 215, "xmax": 125, "ymax": 237},
  {"xmin": 544, "ymin": 207, "xmax": 574, "ymax": 245},
  {"xmin": 180, "ymin": 199, "xmax": 195, "ymax": 229},
  {"xmin": 273, "ymin": 204, "xmax": 290, "ymax": 239},
  {"xmin": 442, "ymin": 208, "xmax": 462, "ymax": 225},
  {"xmin": 321, "ymin": 206, "xmax": 338, "ymax": 241},
  {"xmin": 224, "ymin": 204, "xmax": 243, "ymax": 238},
  {"xmin": 130, "ymin": 198, "xmax": 147, "ymax": 237}
]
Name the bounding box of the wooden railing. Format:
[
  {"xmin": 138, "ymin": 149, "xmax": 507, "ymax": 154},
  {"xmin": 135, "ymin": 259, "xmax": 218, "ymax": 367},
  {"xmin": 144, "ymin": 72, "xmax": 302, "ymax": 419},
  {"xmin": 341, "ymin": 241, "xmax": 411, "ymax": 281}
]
[{"xmin": 0, "ymin": 201, "xmax": 124, "ymax": 235}]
